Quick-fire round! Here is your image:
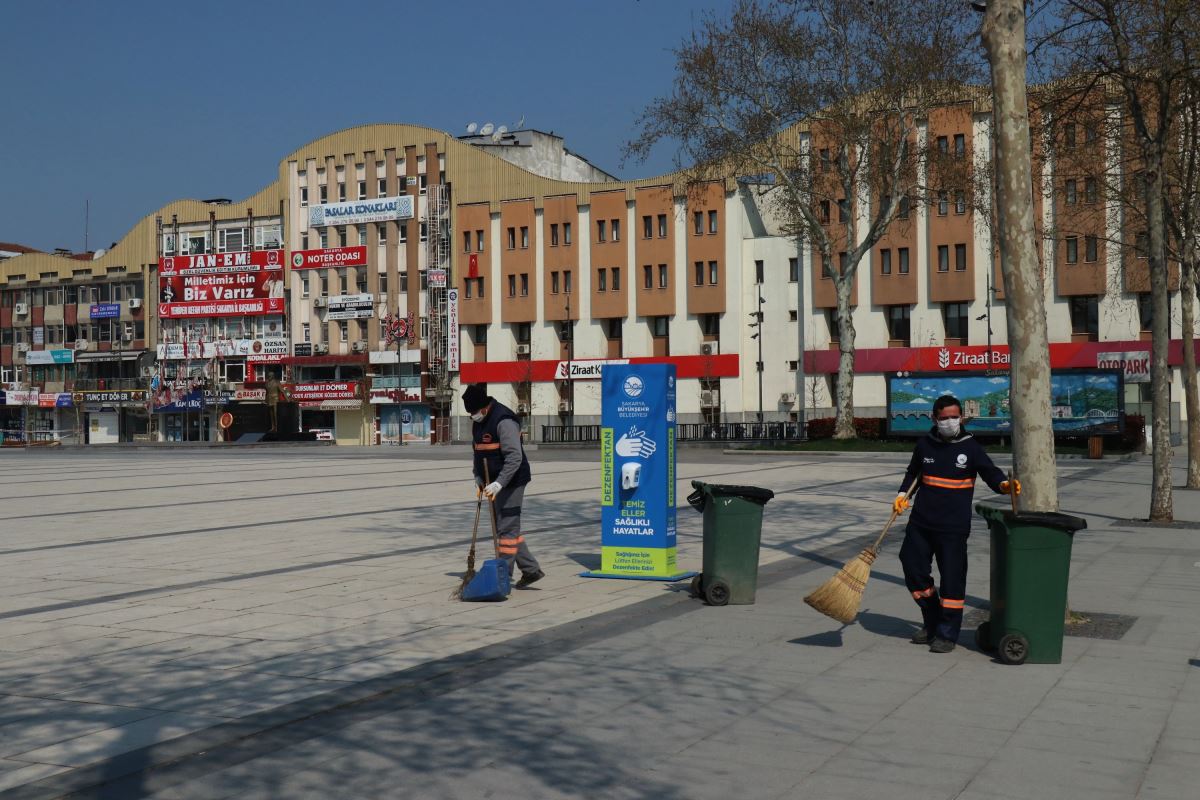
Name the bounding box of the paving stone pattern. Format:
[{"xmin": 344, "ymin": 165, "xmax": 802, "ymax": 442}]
[{"xmin": 0, "ymin": 448, "xmax": 1197, "ymax": 799}]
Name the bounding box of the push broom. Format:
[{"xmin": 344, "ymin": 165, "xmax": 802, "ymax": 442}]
[{"xmin": 804, "ymin": 476, "xmax": 920, "ymax": 624}]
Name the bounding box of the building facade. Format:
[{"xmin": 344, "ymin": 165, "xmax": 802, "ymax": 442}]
[{"xmin": 0, "ymin": 98, "xmax": 1187, "ymax": 444}]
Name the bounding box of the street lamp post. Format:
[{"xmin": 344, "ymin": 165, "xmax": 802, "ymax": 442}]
[
  {"xmin": 750, "ymin": 293, "xmax": 765, "ymax": 424},
  {"xmin": 976, "ymin": 270, "xmax": 995, "ymax": 375},
  {"xmin": 564, "ymin": 290, "xmax": 573, "ymax": 428}
]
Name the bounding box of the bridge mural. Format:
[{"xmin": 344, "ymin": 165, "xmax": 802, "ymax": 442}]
[{"xmin": 886, "ymin": 370, "xmax": 1124, "ymax": 436}]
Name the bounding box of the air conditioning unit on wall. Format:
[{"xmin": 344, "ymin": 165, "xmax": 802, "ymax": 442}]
[
  {"xmin": 15, "ymin": 343, "xmax": 28, "ymax": 353},
  {"xmin": 313, "ymin": 343, "xmax": 329, "ymax": 354},
  {"xmin": 314, "ymin": 297, "xmax": 328, "ymax": 308},
  {"xmin": 128, "ymin": 297, "xmax": 143, "ymax": 310},
  {"xmin": 700, "ymin": 390, "xmax": 719, "ymax": 408},
  {"xmin": 351, "ymin": 341, "xmax": 367, "ymax": 353},
  {"xmin": 558, "ymin": 400, "xmax": 572, "ymax": 414},
  {"xmin": 701, "ymin": 342, "xmax": 718, "ymax": 356},
  {"xmin": 74, "ymin": 339, "xmax": 90, "ymax": 351},
  {"xmin": 516, "ymin": 402, "xmax": 530, "ymax": 415},
  {"xmin": 780, "ymin": 392, "xmax": 798, "ymax": 404},
  {"xmin": 515, "ymin": 344, "xmax": 531, "ymax": 355},
  {"xmin": 14, "ymin": 303, "xmax": 28, "ymax": 315}
]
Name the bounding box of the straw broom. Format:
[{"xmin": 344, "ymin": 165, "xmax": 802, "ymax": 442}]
[
  {"xmin": 449, "ymin": 489, "xmax": 484, "ymax": 600},
  {"xmin": 804, "ymin": 477, "xmax": 920, "ymax": 624}
]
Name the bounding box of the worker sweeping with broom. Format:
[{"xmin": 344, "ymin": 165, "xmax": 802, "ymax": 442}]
[{"xmin": 893, "ymin": 395, "xmax": 1018, "ymax": 653}]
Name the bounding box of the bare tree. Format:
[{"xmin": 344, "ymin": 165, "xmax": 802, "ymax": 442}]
[
  {"xmin": 626, "ymin": 0, "xmax": 979, "ymax": 438},
  {"xmin": 1047, "ymin": 0, "xmax": 1198, "ymax": 520},
  {"xmin": 980, "ymin": 0, "xmax": 1061, "ymax": 513}
]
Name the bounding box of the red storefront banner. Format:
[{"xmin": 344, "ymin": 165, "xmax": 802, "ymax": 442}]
[
  {"xmin": 460, "ymin": 353, "xmax": 740, "ymax": 384},
  {"xmin": 158, "ymin": 250, "xmax": 283, "ymax": 275},
  {"xmin": 288, "ymin": 382, "xmax": 359, "ymax": 405},
  {"xmin": 290, "ymin": 246, "xmax": 368, "ymax": 270},
  {"xmin": 803, "ymin": 339, "xmax": 1199, "ymax": 374},
  {"xmin": 158, "ymin": 270, "xmax": 286, "ymax": 319}
]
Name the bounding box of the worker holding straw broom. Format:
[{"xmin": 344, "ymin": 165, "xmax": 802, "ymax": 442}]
[{"xmin": 893, "ymin": 395, "xmax": 1018, "ymax": 653}]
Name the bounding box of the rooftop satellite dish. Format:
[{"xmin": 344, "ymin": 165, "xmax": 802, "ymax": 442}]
[
  {"xmin": 497, "ymin": 125, "xmax": 508, "ymax": 135},
  {"xmin": 466, "ymin": 122, "xmax": 478, "ymax": 134},
  {"xmin": 480, "ymin": 122, "xmax": 494, "ymax": 136}
]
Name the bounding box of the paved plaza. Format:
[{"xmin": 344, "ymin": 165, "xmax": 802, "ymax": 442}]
[{"xmin": 0, "ymin": 446, "xmax": 1197, "ymax": 799}]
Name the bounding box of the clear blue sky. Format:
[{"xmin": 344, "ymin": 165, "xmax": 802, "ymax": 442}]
[{"xmin": 0, "ymin": 0, "xmax": 735, "ymax": 254}]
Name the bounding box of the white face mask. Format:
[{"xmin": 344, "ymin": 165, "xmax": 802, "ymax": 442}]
[
  {"xmin": 470, "ymin": 412, "xmax": 485, "ymax": 423},
  {"xmin": 936, "ymin": 418, "xmax": 961, "ymax": 438}
]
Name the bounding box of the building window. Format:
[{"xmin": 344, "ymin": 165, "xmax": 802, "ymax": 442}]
[
  {"xmin": 1085, "ymin": 235, "xmax": 1099, "ymax": 262},
  {"xmin": 399, "ymin": 222, "xmax": 407, "ymax": 242},
  {"xmin": 1085, "ymin": 177, "xmax": 1098, "ymax": 204},
  {"xmin": 700, "ymin": 313, "xmax": 719, "ymax": 336},
  {"xmin": 607, "ymin": 318, "xmax": 623, "ymax": 339},
  {"xmin": 465, "ymin": 278, "xmax": 473, "ymax": 299},
  {"xmin": 820, "ymin": 200, "xmax": 831, "ymax": 224},
  {"xmin": 357, "ymin": 224, "xmax": 367, "ymax": 245},
  {"xmin": 520, "ymin": 273, "xmax": 529, "ymax": 296},
  {"xmin": 597, "ymin": 219, "xmax": 607, "ymax": 242},
  {"xmin": 551, "ymin": 223, "xmax": 560, "ymax": 246},
  {"xmin": 520, "ymin": 226, "xmax": 529, "ymax": 248},
  {"xmin": 339, "ymin": 269, "xmax": 349, "ymax": 294},
  {"xmin": 936, "ymin": 135, "xmax": 949, "ymax": 154},
  {"xmin": 339, "ymin": 321, "xmax": 348, "ymax": 342},
  {"xmin": 563, "ymin": 222, "xmax": 572, "ymax": 245},
  {"xmin": 1064, "ymin": 122, "xmax": 1076, "ymax": 148},
  {"xmin": 419, "ymin": 174, "xmax": 428, "ymax": 194},
  {"xmin": 1070, "ymin": 295, "xmax": 1100, "ymax": 338},
  {"xmin": 1066, "ymin": 236, "xmax": 1079, "ymax": 264},
  {"xmin": 320, "ymin": 274, "xmax": 329, "ymax": 296},
  {"xmin": 880, "ymin": 249, "xmax": 892, "ymax": 275},
  {"xmin": 1135, "ymin": 231, "xmax": 1149, "ymax": 259},
  {"xmin": 789, "ymin": 257, "xmax": 799, "ymax": 282},
  {"xmin": 475, "ymin": 277, "xmax": 485, "ymax": 297},
  {"xmin": 938, "ymin": 245, "xmax": 949, "ymax": 272},
  {"xmin": 338, "ymin": 227, "xmax": 348, "ymax": 247},
  {"xmin": 400, "ymin": 272, "xmax": 408, "ymax": 293},
  {"xmin": 1138, "ymin": 293, "xmax": 1153, "ymax": 332},
  {"xmin": 899, "ymin": 195, "xmax": 911, "ymax": 220},
  {"xmin": 300, "ymin": 274, "xmax": 310, "ymax": 298},
  {"xmin": 955, "ymin": 191, "xmax": 966, "ymax": 215},
  {"xmin": 755, "ymin": 259, "xmax": 764, "ymax": 284},
  {"xmin": 937, "ymin": 191, "xmax": 949, "ymax": 216},
  {"xmin": 378, "ymin": 223, "xmax": 387, "ymax": 245},
  {"xmin": 516, "ymin": 322, "xmax": 531, "ymax": 344},
  {"xmin": 652, "ymin": 316, "xmax": 669, "ymax": 337},
  {"xmin": 598, "ymin": 268, "xmax": 607, "ymax": 291},
  {"xmin": 358, "ymin": 181, "xmax": 367, "ymax": 200},
  {"xmin": 379, "ymin": 272, "xmax": 388, "ymax": 294},
  {"xmin": 319, "ymin": 230, "xmax": 328, "ymax": 249},
  {"xmin": 508, "ymin": 275, "xmax": 516, "ymax": 297},
  {"xmin": 611, "ymin": 219, "xmax": 620, "ymax": 241},
  {"xmin": 474, "ymin": 324, "xmax": 488, "ymax": 344},
  {"xmin": 643, "ymin": 265, "xmax": 653, "ymax": 289},
  {"xmin": 658, "ymin": 264, "xmax": 668, "ymax": 288},
  {"xmin": 821, "ymin": 252, "xmax": 831, "ymax": 278},
  {"xmin": 476, "ymin": 230, "xmax": 484, "ymax": 251},
  {"xmin": 300, "ymin": 187, "xmax": 308, "ymax": 207},
  {"xmin": 819, "ymin": 148, "xmax": 831, "ymax": 172},
  {"xmin": 693, "ymin": 212, "xmax": 703, "ymax": 235},
  {"xmin": 338, "ymin": 183, "xmax": 346, "ymax": 202},
  {"xmin": 551, "ymin": 271, "xmax": 560, "ymax": 294},
  {"xmin": 838, "ymin": 252, "xmax": 848, "ymax": 274},
  {"xmin": 838, "ymin": 198, "xmax": 849, "ymax": 223},
  {"xmin": 954, "ymin": 133, "xmax": 965, "ymax": 158},
  {"xmin": 464, "ymin": 232, "xmax": 472, "ymax": 253},
  {"xmin": 643, "ymin": 215, "xmax": 652, "ymax": 238},
  {"xmin": 507, "ymin": 227, "xmax": 516, "ymax": 249},
  {"xmin": 612, "ymin": 267, "xmax": 620, "ymax": 291},
  {"xmin": 1065, "ymin": 179, "xmax": 1077, "ymax": 205},
  {"xmin": 694, "ymin": 262, "xmax": 704, "ymax": 286},
  {"xmin": 708, "ymin": 261, "xmax": 718, "ymax": 285},
  {"xmin": 378, "ymin": 177, "xmax": 387, "ymax": 197},
  {"xmin": 887, "ymin": 305, "xmax": 912, "ymax": 346},
  {"xmin": 657, "ymin": 214, "xmax": 667, "ymax": 238},
  {"xmin": 320, "ymin": 185, "xmax": 328, "ymax": 204},
  {"xmin": 302, "ymin": 322, "xmax": 310, "ymax": 343},
  {"xmin": 955, "ymin": 243, "xmax": 967, "ymax": 271},
  {"xmin": 563, "ymin": 270, "xmax": 572, "ymax": 294},
  {"xmin": 944, "ymin": 302, "xmax": 969, "ymax": 341}
]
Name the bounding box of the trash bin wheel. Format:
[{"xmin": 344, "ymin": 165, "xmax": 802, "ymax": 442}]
[
  {"xmin": 976, "ymin": 621, "xmax": 995, "ymax": 653},
  {"xmin": 997, "ymin": 633, "xmax": 1029, "ymax": 665},
  {"xmin": 690, "ymin": 574, "xmax": 703, "ymax": 597},
  {"xmin": 705, "ymin": 580, "xmax": 731, "ymax": 607}
]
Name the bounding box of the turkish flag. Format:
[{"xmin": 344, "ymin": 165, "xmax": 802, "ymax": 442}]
[{"xmin": 468, "ymin": 253, "xmax": 479, "ymax": 279}]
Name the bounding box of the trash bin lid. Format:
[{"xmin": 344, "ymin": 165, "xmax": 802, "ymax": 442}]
[
  {"xmin": 690, "ymin": 480, "xmax": 775, "ymax": 506},
  {"xmin": 975, "ymin": 503, "xmax": 1087, "ymax": 533}
]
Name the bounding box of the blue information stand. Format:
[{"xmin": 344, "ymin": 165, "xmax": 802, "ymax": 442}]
[{"xmin": 582, "ymin": 363, "xmax": 694, "ymax": 582}]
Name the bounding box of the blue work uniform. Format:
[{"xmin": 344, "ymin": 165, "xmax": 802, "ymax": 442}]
[{"xmin": 899, "ymin": 427, "xmax": 1005, "ymax": 643}]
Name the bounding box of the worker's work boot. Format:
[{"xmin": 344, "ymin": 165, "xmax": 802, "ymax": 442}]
[
  {"xmin": 514, "ymin": 570, "xmax": 545, "ymax": 589},
  {"xmin": 910, "ymin": 627, "xmax": 933, "ymax": 645},
  {"xmin": 928, "ymin": 637, "xmax": 957, "ymax": 654}
]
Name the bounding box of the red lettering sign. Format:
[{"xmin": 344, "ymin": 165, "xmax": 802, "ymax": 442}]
[{"xmin": 158, "ymin": 270, "xmax": 286, "ymax": 318}]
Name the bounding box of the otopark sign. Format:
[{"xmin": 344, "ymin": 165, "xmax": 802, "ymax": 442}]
[{"xmin": 583, "ymin": 363, "xmax": 693, "ymax": 582}]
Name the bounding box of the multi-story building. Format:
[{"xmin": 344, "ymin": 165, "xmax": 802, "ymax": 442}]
[{"xmin": 0, "ymin": 93, "xmax": 1186, "ymax": 445}]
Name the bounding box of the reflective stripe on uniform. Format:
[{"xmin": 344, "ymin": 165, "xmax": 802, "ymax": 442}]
[
  {"xmin": 922, "ymin": 475, "xmax": 974, "ymax": 489},
  {"xmin": 912, "ymin": 586, "xmax": 936, "ymax": 600},
  {"xmin": 474, "ymin": 442, "xmax": 501, "ymax": 451},
  {"xmin": 940, "ymin": 597, "xmax": 965, "ymax": 609}
]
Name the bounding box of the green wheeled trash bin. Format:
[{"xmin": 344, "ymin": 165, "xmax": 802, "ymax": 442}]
[
  {"xmin": 687, "ymin": 481, "xmax": 775, "ymax": 606},
  {"xmin": 974, "ymin": 504, "xmax": 1087, "ymax": 665}
]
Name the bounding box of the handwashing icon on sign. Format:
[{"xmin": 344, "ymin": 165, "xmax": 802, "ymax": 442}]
[{"xmin": 615, "ymin": 426, "xmax": 657, "ymax": 458}]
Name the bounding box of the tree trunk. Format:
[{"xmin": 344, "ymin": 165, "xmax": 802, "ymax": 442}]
[
  {"xmin": 833, "ymin": 275, "xmax": 856, "ymax": 439},
  {"xmin": 982, "ymin": 1, "xmax": 1059, "ymax": 513},
  {"xmin": 1146, "ymin": 149, "xmax": 1174, "ymax": 521},
  {"xmin": 1181, "ymin": 252, "xmax": 1200, "ymax": 488}
]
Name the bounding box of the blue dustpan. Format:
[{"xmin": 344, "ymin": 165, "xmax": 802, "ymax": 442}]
[{"xmin": 461, "ymin": 558, "xmax": 511, "ymax": 601}]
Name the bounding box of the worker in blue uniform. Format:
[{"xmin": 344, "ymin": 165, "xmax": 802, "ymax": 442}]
[{"xmin": 893, "ymin": 395, "xmax": 1019, "ymax": 653}]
